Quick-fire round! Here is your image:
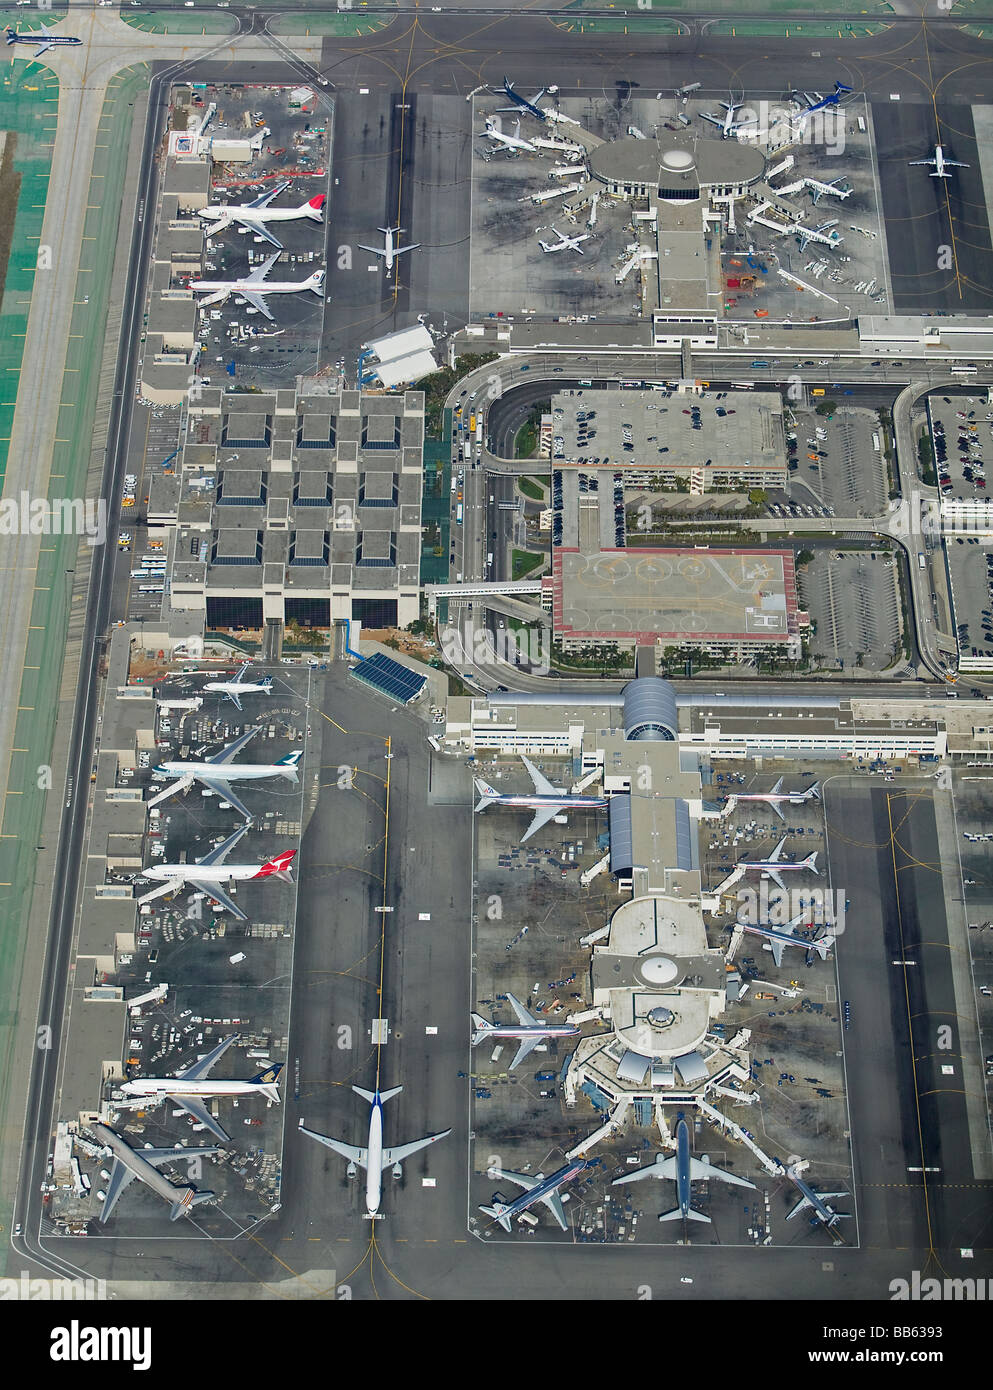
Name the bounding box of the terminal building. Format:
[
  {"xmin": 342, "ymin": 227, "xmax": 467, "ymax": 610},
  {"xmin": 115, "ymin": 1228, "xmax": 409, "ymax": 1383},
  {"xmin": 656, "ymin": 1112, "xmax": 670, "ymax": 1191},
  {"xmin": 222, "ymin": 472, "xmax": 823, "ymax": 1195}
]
[{"xmin": 154, "ymin": 385, "xmax": 425, "ymax": 644}]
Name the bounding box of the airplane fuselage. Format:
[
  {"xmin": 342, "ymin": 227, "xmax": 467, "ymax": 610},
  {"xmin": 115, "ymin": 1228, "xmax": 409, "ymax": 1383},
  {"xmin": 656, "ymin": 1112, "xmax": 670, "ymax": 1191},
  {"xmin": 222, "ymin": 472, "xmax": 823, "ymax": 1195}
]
[
  {"xmin": 191, "ymin": 276, "xmax": 320, "ymax": 296},
  {"xmin": 93, "ymin": 1124, "xmax": 209, "ymax": 1220},
  {"xmin": 475, "ymin": 1022, "xmax": 579, "ymax": 1043},
  {"xmin": 121, "ymin": 1078, "xmax": 272, "ymax": 1101},
  {"xmin": 145, "ymin": 861, "xmax": 264, "ymax": 885},
  {"xmin": 155, "ymin": 760, "xmax": 292, "ymax": 781},
  {"xmin": 493, "ymin": 1160, "xmax": 589, "ymax": 1224},
  {"xmin": 674, "ymin": 1120, "xmax": 693, "ymax": 1217},
  {"xmin": 795, "ymin": 1177, "xmax": 839, "ymax": 1224},
  {"xmin": 484, "ymin": 793, "xmax": 606, "ymax": 812},
  {"xmin": 365, "ymin": 1097, "xmax": 385, "ymax": 1216},
  {"xmin": 204, "ymin": 681, "xmax": 270, "ymax": 698}
]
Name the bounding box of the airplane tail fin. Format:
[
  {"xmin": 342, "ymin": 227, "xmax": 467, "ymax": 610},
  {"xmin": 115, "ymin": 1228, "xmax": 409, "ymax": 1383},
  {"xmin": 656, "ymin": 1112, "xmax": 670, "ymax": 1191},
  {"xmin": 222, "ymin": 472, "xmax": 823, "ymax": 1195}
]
[
  {"xmin": 469, "ymin": 1013, "xmax": 492, "ymax": 1045},
  {"xmin": 305, "ymin": 270, "xmax": 326, "ymax": 292},
  {"xmin": 480, "ymin": 1202, "xmax": 513, "ymax": 1232},
  {"xmin": 353, "ymin": 1084, "xmax": 402, "ymax": 1105},
  {"xmin": 473, "ymin": 777, "xmax": 499, "ymax": 810},
  {"xmin": 261, "ymin": 677, "xmax": 274, "ymax": 693},
  {"xmin": 4, "ymin": 27, "xmax": 14, "ymax": 44},
  {"xmin": 807, "ymin": 782, "xmax": 821, "ymax": 800},
  {"xmin": 170, "ymin": 1190, "xmax": 214, "ymax": 1220},
  {"xmin": 813, "ymin": 933, "xmax": 836, "ymax": 960},
  {"xmin": 276, "ymin": 749, "xmax": 303, "ymax": 779},
  {"xmin": 305, "ymin": 195, "xmax": 326, "ymax": 217},
  {"xmin": 658, "ymin": 1206, "xmax": 710, "ymax": 1224},
  {"xmin": 253, "ymin": 849, "xmax": 296, "ymax": 880},
  {"xmin": 802, "ymin": 852, "xmax": 819, "ymax": 874},
  {"xmin": 253, "ymin": 1063, "xmax": 284, "ymax": 1101}
]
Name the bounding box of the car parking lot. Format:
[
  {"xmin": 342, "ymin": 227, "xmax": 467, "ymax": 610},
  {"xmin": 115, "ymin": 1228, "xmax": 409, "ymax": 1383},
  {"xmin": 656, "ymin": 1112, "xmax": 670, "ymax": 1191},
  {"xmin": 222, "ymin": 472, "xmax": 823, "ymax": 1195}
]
[
  {"xmin": 786, "ymin": 405, "xmax": 888, "ymax": 517},
  {"xmin": 798, "ymin": 549, "xmax": 903, "ymax": 671}
]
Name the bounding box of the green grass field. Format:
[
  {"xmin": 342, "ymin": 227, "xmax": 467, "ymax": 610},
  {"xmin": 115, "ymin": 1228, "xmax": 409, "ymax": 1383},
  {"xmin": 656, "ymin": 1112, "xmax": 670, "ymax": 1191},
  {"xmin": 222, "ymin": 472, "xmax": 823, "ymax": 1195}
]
[
  {"xmin": 271, "ymin": 13, "xmax": 393, "ymax": 35},
  {"xmin": 121, "ymin": 9, "xmax": 237, "ymax": 33}
]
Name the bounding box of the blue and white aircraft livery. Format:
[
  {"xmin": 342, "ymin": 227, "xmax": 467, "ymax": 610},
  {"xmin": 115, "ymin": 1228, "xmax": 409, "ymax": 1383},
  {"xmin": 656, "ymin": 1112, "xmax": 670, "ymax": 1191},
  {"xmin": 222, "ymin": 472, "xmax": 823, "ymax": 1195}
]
[
  {"xmin": 202, "ymin": 661, "xmax": 274, "ymax": 711},
  {"xmin": 148, "ymin": 727, "xmax": 303, "ymax": 822},
  {"xmin": 741, "ymin": 835, "xmax": 819, "ymax": 891},
  {"xmin": 470, "ymin": 991, "xmax": 579, "ymax": 1069},
  {"xmin": 786, "ymin": 1165, "xmax": 850, "ymax": 1228},
  {"xmin": 300, "ymin": 1085, "xmax": 451, "ymax": 1219},
  {"xmin": 481, "ymin": 1158, "xmax": 595, "ymax": 1232},
  {"xmin": 738, "ymin": 912, "xmax": 837, "ymax": 968},
  {"xmin": 611, "ymin": 1118, "xmax": 755, "ymax": 1223},
  {"xmin": 473, "ymin": 755, "xmax": 606, "ymax": 842},
  {"xmin": 497, "ymin": 75, "xmax": 552, "ymax": 123},
  {"xmin": 4, "ymin": 26, "xmax": 81, "ymax": 57}
]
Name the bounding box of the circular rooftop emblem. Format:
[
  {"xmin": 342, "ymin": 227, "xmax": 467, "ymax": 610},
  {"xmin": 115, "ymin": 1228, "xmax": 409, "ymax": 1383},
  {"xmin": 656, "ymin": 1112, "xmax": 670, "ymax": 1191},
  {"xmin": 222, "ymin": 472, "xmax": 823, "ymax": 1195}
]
[
  {"xmin": 647, "ymin": 1005, "xmax": 675, "ymax": 1028},
  {"xmin": 661, "ymin": 148, "xmax": 694, "ymax": 172},
  {"xmin": 639, "ymin": 955, "xmax": 679, "ymax": 986}
]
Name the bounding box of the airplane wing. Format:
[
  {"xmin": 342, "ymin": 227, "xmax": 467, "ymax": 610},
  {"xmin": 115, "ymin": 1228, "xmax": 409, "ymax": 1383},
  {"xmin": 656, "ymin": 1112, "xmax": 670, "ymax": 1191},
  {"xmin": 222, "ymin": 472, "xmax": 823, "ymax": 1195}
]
[
  {"xmin": 768, "ymin": 837, "xmax": 786, "ymax": 862},
  {"xmin": 203, "ymin": 211, "xmax": 234, "ymax": 234},
  {"xmin": 700, "ymin": 113, "xmax": 722, "ymax": 127},
  {"xmin": 300, "ymin": 1127, "xmax": 368, "ymax": 1168},
  {"xmin": 768, "ymin": 934, "xmax": 786, "ymax": 968},
  {"xmin": 98, "ymin": 1160, "xmax": 138, "ymax": 1222},
  {"xmin": 908, "ymin": 159, "xmax": 935, "ymax": 167},
  {"xmin": 247, "ymin": 181, "xmax": 290, "ymax": 209},
  {"xmin": 244, "ymin": 253, "xmax": 281, "ymax": 284},
  {"xmin": 540, "ymin": 1191, "xmax": 569, "ymax": 1231},
  {"xmin": 230, "ymin": 662, "xmax": 249, "ymax": 685},
  {"xmin": 521, "ymin": 755, "xmax": 560, "ymax": 796},
  {"xmin": 686, "ymin": 1157, "xmax": 755, "ymax": 1188},
  {"xmin": 381, "ymin": 1128, "xmax": 452, "ymax": 1170},
  {"xmin": 521, "ymin": 804, "xmax": 561, "ymax": 843},
  {"xmin": 207, "ymin": 727, "xmax": 259, "ymax": 765},
  {"xmin": 177, "ymin": 1034, "xmax": 239, "ymax": 1082},
  {"xmin": 787, "ymin": 1191, "xmax": 848, "ymax": 1219},
  {"xmin": 33, "ymin": 38, "xmax": 54, "ymax": 56},
  {"xmin": 510, "ymin": 1036, "xmax": 541, "ymax": 1070},
  {"xmin": 237, "ymin": 291, "xmax": 274, "ymax": 320},
  {"xmin": 141, "ymin": 1145, "xmax": 220, "ymax": 1168},
  {"xmin": 489, "ymin": 1166, "xmax": 539, "ymax": 1193},
  {"xmin": 185, "ymin": 878, "xmax": 248, "ymax": 921},
  {"xmin": 197, "ymin": 823, "xmax": 251, "ymax": 868},
  {"xmin": 506, "ymin": 992, "xmax": 538, "ymax": 1027},
  {"xmin": 225, "ymin": 690, "xmax": 244, "ymax": 711},
  {"xmin": 769, "ymin": 799, "xmax": 786, "ymax": 821},
  {"xmin": 611, "ymin": 1156, "xmax": 678, "ymax": 1185},
  {"xmin": 136, "ymin": 880, "xmax": 176, "ymax": 907},
  {"xmin": 165, "ymin": 1094, "xmax": 231, "ymax": 1142},
  {"xmin": 765, "ymin": 869, "xmax": 787, "ymax": 892},
  {"xmin": 200, "ymin": 779, "xmax": 253, "ymax": 821},
  {"xmin": 770, "ymin": 777, "xmax": 784, "ymax": 795},
  {"xmin": 358, "ymin": 243, "xmax": 385, "ymax": 257}
]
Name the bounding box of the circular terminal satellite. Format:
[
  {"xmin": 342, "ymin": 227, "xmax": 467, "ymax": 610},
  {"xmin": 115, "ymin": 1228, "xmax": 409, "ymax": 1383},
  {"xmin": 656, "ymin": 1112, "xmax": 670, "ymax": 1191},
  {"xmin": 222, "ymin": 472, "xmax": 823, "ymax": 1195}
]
[{"xmin": 647, "ymin": 1005, "xmax": 675, "ymax": 1028}]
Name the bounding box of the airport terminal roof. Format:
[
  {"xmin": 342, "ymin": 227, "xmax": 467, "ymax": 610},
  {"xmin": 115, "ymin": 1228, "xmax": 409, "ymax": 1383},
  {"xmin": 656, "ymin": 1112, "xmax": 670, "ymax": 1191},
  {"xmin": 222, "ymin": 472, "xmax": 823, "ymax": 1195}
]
[{"xmin": 589, "ymin": 130, "xmax": 765, "ymax": 191}]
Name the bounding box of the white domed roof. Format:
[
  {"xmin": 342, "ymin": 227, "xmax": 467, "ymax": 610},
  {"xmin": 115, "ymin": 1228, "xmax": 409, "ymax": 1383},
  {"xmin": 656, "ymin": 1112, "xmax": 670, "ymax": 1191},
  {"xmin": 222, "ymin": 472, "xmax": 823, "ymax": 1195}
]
[
  {"xmin": 661, "ymin": 148, "xmax": 694, "ymax": 172},
  {"xmin": 639, "ymin": 955, "xmax": 679, "ymax": 986}
]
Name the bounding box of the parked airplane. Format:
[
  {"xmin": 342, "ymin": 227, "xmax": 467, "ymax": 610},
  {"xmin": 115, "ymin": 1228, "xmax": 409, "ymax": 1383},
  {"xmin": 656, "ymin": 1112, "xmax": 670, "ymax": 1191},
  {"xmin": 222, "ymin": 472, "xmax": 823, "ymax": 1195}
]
[
  {"xmin": 807, "ymin": 177, "xmax": 852, "ymax": 205},
  {"xmin": 611, "ymin": 1117, "xmax": 755, "ymax": 1222},
  {"xmin": 738, "ymin": 912, "xmax": 837, "ymax": 968},
  {"xmin": 909, "ymin": 145, "xmax": 969, "ymax": 179},
  {"xmin": 786, "ymin": 1165, "xmax": 850, "ymax": 1228},
  {"xmin": 480, "ymin": 1158, "xmax": 594, "ymax": 1231},
  {"xmin": 189, "ymin": 253, "xmax": 325, "ymax": 321},
  {"xmin": 201, "ymin": 662, "xmax": 273, "ymax": 711},
  {"xmin": 148, "ymin": 727, "xmax": 303, "ymax": 822},
  {"xmin": 300, "ymin": 1085, "xmax": 450, "ymax": 1219},
  {"xmin": 793, "ymin": 82, "xmax": 853, "ymax": 116},
  {"xmin": 473, "ymin": 755, "xmax": 607, "ymax": 842},
  {"xmin": 199, "ymin": 182, "xmax": 326, "ymax": 251},
  {"xmin": 793, "ymin": 219, "xmax": 841, "ymax": 252},
  {"xmin": 136, "ymin": 823, "xmax": 295, "ymax": 921},
  {"xmin": 741, "ymin": 836, "xmax": 819, "ymax": 891},
  {"xmin": 481, "ymin": 116, "xmax": 536, "ymax": 153},
  {"xmin": 358, "ymin": 225, "xmax": 420, "ymax": 271},
  {"xmin": 722, "ymin": 777, "xmax": 820, "ymax": 822},
  {"xmin": 537, "ymin": 225, "xmax": 592, "ymax": 255},
  {"xmin": 496, "ymin": 75, "xmax": 550, "ymax": 122},
  {"xmin": 700, "ymin": 99, "xmax": 755, "ymax": 138},
  {"xmin": 91, "ymin": 1123, "xmax": 219, "ymax": 1224},
  {"xmin": 470, "ymin": 992, "xmax": 579, "ymax": 1069},
  {"xmin": 4, "ymin": 25, "xmax": 81, "ymax": 57},
  {"xmin": 118, "ymin": 1035, "xmax": 283, "ymax": 1142}
]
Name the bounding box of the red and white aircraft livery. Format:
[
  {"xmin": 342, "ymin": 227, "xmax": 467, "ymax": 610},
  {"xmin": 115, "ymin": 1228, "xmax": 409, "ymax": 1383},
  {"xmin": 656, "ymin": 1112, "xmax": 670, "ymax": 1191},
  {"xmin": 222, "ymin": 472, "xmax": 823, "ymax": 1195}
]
[
  {"xmin": 137, "ymin": 822, "xmax": 295, "ymax": 921},
  {"xmin": 200, "ymin": 182, "xmax": 326, "ymax": 251},
  {"xmin": 722, "ymin": 777, "xmax": 820, "ymax": 822}
]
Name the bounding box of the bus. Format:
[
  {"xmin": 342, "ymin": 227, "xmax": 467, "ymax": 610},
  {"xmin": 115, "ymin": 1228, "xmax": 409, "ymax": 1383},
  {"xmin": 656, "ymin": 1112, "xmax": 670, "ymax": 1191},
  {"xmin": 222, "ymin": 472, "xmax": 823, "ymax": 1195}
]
[
  {"xmin": 811, "ymin": 387, "xmax": 825, "ymax": 396},
  {"xmin": 475, "ymin": 418, "xmax": 483, "ymax": 445},
  {"xmin": 138, "ymin": 584, "xmax": 164, "ymax": 594},
  {"xmin": 951, "ymin": 365, "xmax": 978, "ymax": 376},
  {"xmin": 469, "ymin": 412, "xmax": 476, "ymax": 434},
  {"xmin": 750, "ymin": 360, "xmax": 769, "ymax": 368},
  {"xmin": 456, "ymin": 503, "xmax": 464, "ymax": 525},
  {"xmin": 918, "ymin": 552, "xmax": 927, "ymax": 570},
  {"xmin": 872, "ymin": 432, "xmax": 881, "ymax": 451},
  {"xmin": 857, "ymin": 115, "xmax": 866, "ymax": 134},
  {"xmin": 730, "ymin": 381, "xmax": 755, "ymax": 390}
]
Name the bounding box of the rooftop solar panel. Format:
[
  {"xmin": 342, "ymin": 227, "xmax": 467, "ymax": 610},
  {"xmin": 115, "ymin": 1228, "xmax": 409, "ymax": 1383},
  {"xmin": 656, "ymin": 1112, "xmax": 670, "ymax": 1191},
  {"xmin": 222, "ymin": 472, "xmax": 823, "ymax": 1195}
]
[{"xmin": 349, "ymin": 651, "xmax": 426, "ymax": 704}]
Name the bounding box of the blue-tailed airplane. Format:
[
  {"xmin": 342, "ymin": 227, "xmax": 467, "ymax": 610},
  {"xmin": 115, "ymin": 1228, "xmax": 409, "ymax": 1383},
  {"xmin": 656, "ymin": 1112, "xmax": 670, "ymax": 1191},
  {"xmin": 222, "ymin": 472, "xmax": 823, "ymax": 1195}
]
[
  {"xmin": 793, "ymin": 82, "xmax": 853, "ymax": 121},
  {"xmin": 480, "ymin": 1158, "xmax": 594, "ymax": 1232},
  {"xmin": 470, "ymin": 991, "xmax": 579, "ymax": 1069},
  {"xmin": 786, "ymin": 1164, "xmax": 850, "ymax": 1228},
  {"xmin": 496, "ymin": 75, "xmax": 551, "ymax": 123},
  {"xmin": 4, "ymin": 25, "xmax": 81, "ymax": 57},
  {"xmin": 612, "ymin": 1118, "xmax": 754, "ymax": 1223},
  {"xmin": 473, "ymin": 756, "xmax": 606, "ymax": 842}
]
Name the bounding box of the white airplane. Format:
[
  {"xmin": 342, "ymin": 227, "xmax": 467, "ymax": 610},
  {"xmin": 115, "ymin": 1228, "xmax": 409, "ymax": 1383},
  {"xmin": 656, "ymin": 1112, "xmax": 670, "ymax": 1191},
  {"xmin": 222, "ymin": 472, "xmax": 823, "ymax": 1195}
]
[
  {"xmin": 481, "ymin": 1158, "xmax": 594, "ymax": 1232},
  {"xmin": 91, "ymin": 1123, "xmax": 220, "ymax": 1224},
  {"xmin": 189, "ymin": 253, "xmax": 325, "ymax": 321},
  {"xmin": 481, "ymin": 116, "xmax": 536, "ymax": 154},
  {"xmin": 118, "ymin": 1036, "xmax": 283, "ymax": 1142},
  {"xmin": 537, "ymin": 225, "xmax": 592, "ymax": 255},
  {"xmin": 148, "ymin": 727, "xmax": 303, "ymax": 822},
  {"xmin": 358, "ymin": 225, "xmax": 420, "ymax": 271},
  {"xmin": 909, "ymin": 145, "xmax": 969, "ymax": 179},
  {"xmin": 611, "ymin": 1118, "xmax": 755, "ymax": 1223},
  {"xmin": 701, "ymin": 99, "xmax": 755, "ymax": 138},
  {"xmin": 786, "ymin": 1165, "xmax": 850, "ymax": 1228},
  {"xmin": 300, "ymin": 1085, "xmax": 451, "ymax": 1219},
  {"xmin": 792, "ymin": 219, "xmax": 841, "ymax": 252},
  {"xmin": 473, "ymin": 755, "xmax": 607, "ymax": 843},
  {"xmin": 470, "ymin": 992, "xmax": 579, "ymax": 1069},
  {"xmin": 199, "ymin": 182, "xmax": 326, "ymax": 251},
  {"xmin": 202, "ymin": 661, "xmax": 273, "ymax": 711},
  {"xmin": 738, "ymin": 912, "xmax": 837, "ymax": 968},
  {"xmin": 136, "ymin": 822, "xmax": 296, "ymax": 921},
  {"xmin": 807, "ymin": 177, "xmax": 852, "ymax": 205},
  {"xmin": 740, "ymin": 836, "xmax": 819, "ymax": 891},
  {"xmin": 4, "ymin": 25, "xmax": 81, "ymax": 57},
  {"xmin": 722, "ymin": 777, "xmax": 820, "ymax": 822}
]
